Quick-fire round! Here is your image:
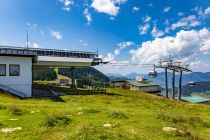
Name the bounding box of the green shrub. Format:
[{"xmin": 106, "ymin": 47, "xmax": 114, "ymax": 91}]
[
  {"xmin": 108, "ymin": 111, "xmax": 128, "ymax": 119},
  {"xmin": 7, "ymin": 106, "xmax": 24, "ymax": 115},
  {"xmin": 171, "ymin": 116, "xmax": 186, "ymax": 124},
  {"xmin": 188, "ymin": 116, "xmax": 210, "ymax": 128},
  {"xmin": 156, "ymin": 113, "xmax": 170, "ymax": 121},
  {"xmin": 44, "ymin": 115, "xmax": 72, "ymax": 127},
  {"xmin": 84, "ymin": 108, "xmax": 101, "ymax": 114},
  {"xmin": 0, "ymin": 104, "xmax": 6, "ymax": 110}
]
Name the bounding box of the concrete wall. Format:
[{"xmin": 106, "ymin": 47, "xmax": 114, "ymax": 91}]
[
  {"xmin": 34, "ymin": 56, "xmax": 93, "ymax": 67},
  {"xmin": 0, "ymin": 56, "xmax": 32, "ymax": 97}
]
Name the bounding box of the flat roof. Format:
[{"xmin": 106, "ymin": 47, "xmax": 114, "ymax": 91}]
[
  {"xmin": 181, "ymin": 96, "xmax": 210, "ymax": 103},
  {"xmin": 0, "ymin": 46, "xmax": 37, "ymax": 56},
  {"xmin": 0, "ymin": 45, "xmax": 96, "ymax": 59},
  {"xmin": 127, "ymin": 80, "xmax": 160, "ymax": 87}
]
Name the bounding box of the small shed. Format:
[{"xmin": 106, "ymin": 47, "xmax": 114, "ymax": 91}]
[
  {"xmin": 127, "ymin": 80, "xmax": 160, "ymax": 93},
  {"xmin": 181, "ymin": 96, "xmax": 210, "ymax": 104}
]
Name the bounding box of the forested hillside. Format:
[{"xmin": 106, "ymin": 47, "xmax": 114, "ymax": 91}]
[{"xmin": 33, "ymin": 67, "xmax": 110, "ymax": 87}]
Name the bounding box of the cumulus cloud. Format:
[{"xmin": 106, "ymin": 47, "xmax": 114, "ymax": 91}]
[
  {"xmin": 31, "ymin": 43, "xmax": 40, "ymax": 48},
  {"xmin": 142, "ymin": 15, "xmax": 151, "ymax": 23},
  {"xmin": 79, "ymin": 40, "xmax": 88, "ymax": 47},
  {"xmin": 170, "ymin": 15, "xmax": 201, "ymax": 31},
  {"xmin": 83, "ymin": 8, "xmax": 92, "ymax": 25},
  {"xmin": 50, "ymin": 30, "xmax": 62, "ymax": 40},
  {"xmin": 192, "ymin": 6, "xmax": 210, "ymax": 18},
  {"xmin": 163, "ymin": 6, "xmax": 171, "ymax": 13},
  {"xmin": 26, "ymin": 23, "xmax": 38, "ymax": 30},
  {"xmin": 190, "ymin": 58, "xmax": 209, "ymax": 68},
  {"xmin": 178, "ymin": 12, "xmax": 184, "ymax": 16},
  {"xmin": 204, "ymin": 6, "xmax": 210, "ymax": 15},
  {"xmin": 139, "ymin": 24, "xmax": 150, "ymax": 35},
  {"xmin": 130, "ymin": 28, "xmax": 210, "ymax": 66},
  {"xmin": 109, "ymin": 16, "xmax": 115, "ymax": 20},
  {"xmin": 114, "ymin": 41, "xmax": 134, "ymax": 55},
  {"xmin": 103, "ymin": 41, "xmax": 134, "ymax": 62},
  {"xmin": 151, "ymin": 26, "xmax": 165, "ymax": 38},
  {"xmin": 25, "ymin": 42, "xmax": 40, "ymax": 48},
  {"xmin": 132, "ymin": 6, "xmax": 139, "ymax": 12},
  {"xmin": 91, "ymin": 0, "xmax": 127, "ymax": 16},
  {"xmin": 59, "ymin": 0, "xmax": 74, "ymax": 12}
]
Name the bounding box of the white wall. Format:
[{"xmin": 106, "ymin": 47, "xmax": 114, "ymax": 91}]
[{"xmin": 0, "ymin": 56, "xmax": 32, "ymax": 97}]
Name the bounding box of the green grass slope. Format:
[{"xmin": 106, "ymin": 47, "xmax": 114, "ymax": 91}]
[{"xmin": 0, "ymin": 89, "xmax": 210, "ymax": 140}]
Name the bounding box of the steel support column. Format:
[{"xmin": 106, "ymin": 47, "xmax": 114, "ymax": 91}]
[
  {"xmin": 71, "ymin": 67, "xmax": 76, "ymax": 89},
  {"xmin": 178, "ymin": 70, "xmax": 182, "ymax": 100},
  {"xmin": 165, "ymin": 67, "xmax": 168, "ymax": 98},
  {"xmin": 172, "ymin": 70, "xmax": 175, "ymax": 99}
]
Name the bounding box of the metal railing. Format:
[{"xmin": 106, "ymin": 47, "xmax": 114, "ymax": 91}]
[{"xmin": 0, "ymin": 84, "xmax": 25, "ymax": 98}]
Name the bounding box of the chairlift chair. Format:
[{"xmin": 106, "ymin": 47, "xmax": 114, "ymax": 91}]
[
  {"xmin": 188, "ymin": 81, "xmax": 196, "ymax": 87},
  {"xmin": 148, "ymin": 70, "xmax": 157, "ymax": 78},
  {"xmin": 188, "ymin": 75, "xmax": 196, "ymax": 87}
]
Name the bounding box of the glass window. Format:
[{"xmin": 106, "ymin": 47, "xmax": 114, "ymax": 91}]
[
  {"xmin": 9, "ymin": 64, "xmax": 20, "ymax": 76},
  {"xmin": 0, "ymin": 64, "xmax": 6, "ymax": 76}
]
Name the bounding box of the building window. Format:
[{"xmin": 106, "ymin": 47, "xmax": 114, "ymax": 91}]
[
  {"xmin": 9, "ymin": 64, "xmax": 20, "ymax": 76},
  {"xmin": 0, "ymin": 64, "xmax": 6, "ymax": 76}
]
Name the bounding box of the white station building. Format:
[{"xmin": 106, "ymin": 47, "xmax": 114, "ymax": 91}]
[{"xmin": 0, "ymin": 46, "xmax": 105, "ymax": 98}]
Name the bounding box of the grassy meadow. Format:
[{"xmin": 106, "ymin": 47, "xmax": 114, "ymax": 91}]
[{"xmin": 0, "ymin": 88, "xmax": 210, "ymax": 140}]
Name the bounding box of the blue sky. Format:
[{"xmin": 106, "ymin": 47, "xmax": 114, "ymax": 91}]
[{"xmin": 0, "ymin": 0, "xmax": 210, "ymax": 74}]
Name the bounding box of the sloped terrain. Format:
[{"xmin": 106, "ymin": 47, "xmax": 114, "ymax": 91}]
[{"xmin": 0, "ymin": 89, "xmax": 210, "ymax": 140}]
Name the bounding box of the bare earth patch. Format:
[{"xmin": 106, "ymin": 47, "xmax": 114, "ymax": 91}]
[
  {"xmin": 103, "ymin": 123, "xmax": 112, "ymax": 128},
  {"xmin": 9, "ymin": 118, "xmax": 18, "ymax": 121},
  {"xmin": 31, "ymin": 110, "xmax": 40, "ymax": 113},
  {"xmin": 162, "ymin": 127, "xmax": 183, "ymax": 133},
  {"xmin": 0, "ymin": 127, "xmax": 22, "ymax": 133}
]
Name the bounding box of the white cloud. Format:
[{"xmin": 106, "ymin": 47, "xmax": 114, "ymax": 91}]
[
  {"xmin": 104, "ymin": 53, "xmax": 115, "ymax": 62},
  {"xmin": 205, "ymin": 6, "xmax": 210, "ymax": 15},
  {"xmin": 178, "ymin": 12, "xmax": 184, "ymax": 16},
  {"xmin": 192, "ymin": 6, "xmax": 210, "ymax": 19},
  {"xmin": 59, "ymin": 0, "xmax": 74, "ymax": 12},
  {"xmin": 109, "ymin": 17, "xmax": 115, "ymax": 20},
  {"xmin": 63, "ymin": 7, "xmax": 70, "ymax": 12},
  {"xmin": 190, "ymin": 58, "xmax": 209, "ymax": 68},
  {"xmin": 132, "ymin": 6, "xmax": 139, "ymax": 12},
  {"xmin": 151, "ymin": 26, "xmax": 165, "ymax": 38},
  {"xmin": 103, "ymin": 41, "xmax": 134, "ymax": 62},
  {"xmin": 50, "ymin": 30, "xmax": 62, "ymax": 40},
  {"xmin": 79, "ymin": 40, "xmax": 88, "ymax": 47},
  {"xmin": 163, "ymin": 6, "xmax": 171, "ymax": 13},
  {"xmin": 170, "ymin": 15, "xmax": 201, "ymax": 30},
  {"xmin": 139, "ymin": 24, "xmax": 150, "ymax": 35},
  {"xmin": 130, "ymin": 28, "xmax": 210, "ymax": 67},
  {"xmin": 83, "ymin": 8, "xmax": 92, "ymax": 25},
  {"xmin": 31, "ymin": 43, "xmax": 40, "ymax": 48},
  {"xmin": 138, "ymin": 15, "xmax": 151, "ymax": 35},
  {"xmin": 25, "ymin": 42, "xmax": 40, "ymax": 48},
  {"xmin": 164, "ymin": 19, "xmax": 170, "ymax": 26},
  {"xmin": 114, "ymin": 41, "xmax": 134, "ymax": 55},
  {"xmin": 60, "ymin": 0, "xmax": 73, "ymax": 6},
  {"xmin": 142, "ymin": 15, "xmax": 151, "ymax": 23},
  {"xmin": 91, "ymin": 0, "xmax": 127, "ymax": 16},
  {"xmin": 26, "ymin": 23, "xmax": 38, "ymax": 30}
]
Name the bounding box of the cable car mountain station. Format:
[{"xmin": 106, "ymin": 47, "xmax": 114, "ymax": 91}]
[{"xmin": 0, "ymin": 46, "xmax": 107, "ymax": 98}]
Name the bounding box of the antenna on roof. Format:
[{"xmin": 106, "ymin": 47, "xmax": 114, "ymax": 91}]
[
  {"xmin": 26, "ymin": 30, "xmax": 29, "ymax": 49},
  {"xmin": 96, "ymin": 49, "xmax": 99, "ymax": 57}
]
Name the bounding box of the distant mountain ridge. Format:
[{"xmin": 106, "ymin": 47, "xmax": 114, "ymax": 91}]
[
  {"xmin": 125, "ymin": 72, "xmax": 210, "ymax": 88},
  {"xmin": 105, "ymin": 73, "xmax": 128, "ymax": 81}
]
